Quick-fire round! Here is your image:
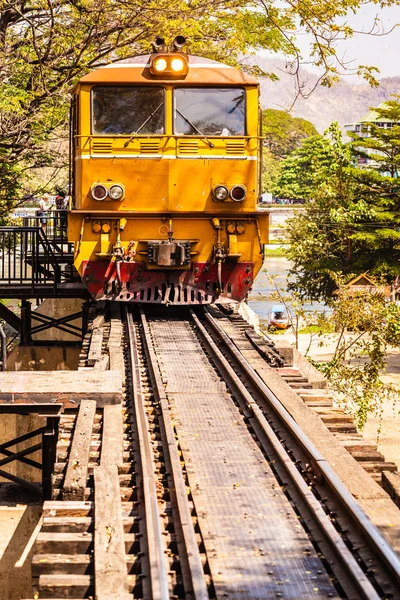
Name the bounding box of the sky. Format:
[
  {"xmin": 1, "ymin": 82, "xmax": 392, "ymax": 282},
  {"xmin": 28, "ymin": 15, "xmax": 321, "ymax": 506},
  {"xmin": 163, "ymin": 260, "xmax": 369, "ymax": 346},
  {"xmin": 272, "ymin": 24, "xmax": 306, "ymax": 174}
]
[{"xmin": 265, "ymin": 3, "xmax": 400, "ymax": 82}]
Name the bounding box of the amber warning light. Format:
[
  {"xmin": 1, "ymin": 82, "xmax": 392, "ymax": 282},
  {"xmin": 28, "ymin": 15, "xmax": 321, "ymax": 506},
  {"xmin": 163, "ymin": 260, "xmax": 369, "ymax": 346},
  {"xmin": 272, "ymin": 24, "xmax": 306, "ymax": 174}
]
[{"xmin": 150, "ymin": 54, "xmax": 189, "ymax": 77}]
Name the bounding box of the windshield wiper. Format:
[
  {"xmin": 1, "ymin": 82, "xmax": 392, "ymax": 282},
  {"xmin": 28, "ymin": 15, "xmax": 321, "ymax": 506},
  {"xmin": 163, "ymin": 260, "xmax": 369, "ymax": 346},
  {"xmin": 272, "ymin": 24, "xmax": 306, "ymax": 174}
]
[
  {"xmin": 124, "ymin": 102, "xmax": 163, "ymax": 147},
  {"xmin": 176, "ymin": 108, "xmax": 214, "ymax": 148},
  {"xmin": 228, "ymin": 94, "xmax": 244, "ymax": 115}
]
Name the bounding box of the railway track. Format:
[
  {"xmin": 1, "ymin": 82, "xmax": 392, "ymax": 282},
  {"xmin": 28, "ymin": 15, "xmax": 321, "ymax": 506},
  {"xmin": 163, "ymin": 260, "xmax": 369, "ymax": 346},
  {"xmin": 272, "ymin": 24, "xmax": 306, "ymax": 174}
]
[{"xmin": 28, "ymin": 303, "xmax": 400, "ymax": 599}]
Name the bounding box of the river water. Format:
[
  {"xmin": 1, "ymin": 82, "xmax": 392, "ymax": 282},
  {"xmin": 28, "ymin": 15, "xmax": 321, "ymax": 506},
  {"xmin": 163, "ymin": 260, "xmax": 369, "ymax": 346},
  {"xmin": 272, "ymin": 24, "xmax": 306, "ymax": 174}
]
[{"xmin": 248, "ymin": 256, "xmax": 329, "ymax": 322}]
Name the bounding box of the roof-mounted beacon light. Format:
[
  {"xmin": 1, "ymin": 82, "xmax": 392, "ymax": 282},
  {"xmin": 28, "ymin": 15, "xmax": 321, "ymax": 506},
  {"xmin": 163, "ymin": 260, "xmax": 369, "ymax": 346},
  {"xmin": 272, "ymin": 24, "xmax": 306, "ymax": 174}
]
[
  {"xmin": 173, "ymin": 35, "xmax": 186, "ymax": 52},
  {"xmin": 149, "ymin": 52, "xmax": 189, "ymax": 77},
  {"xmin": 152, "ymin": 37, "xmax": 166, "ymax": 53}
]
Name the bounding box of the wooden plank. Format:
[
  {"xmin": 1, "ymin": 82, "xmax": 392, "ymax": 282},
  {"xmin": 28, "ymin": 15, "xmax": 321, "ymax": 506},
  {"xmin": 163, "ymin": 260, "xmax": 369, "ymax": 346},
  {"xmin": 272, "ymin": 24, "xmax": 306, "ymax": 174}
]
[
  {"xmin": 0, "ymin": 370, "xmax": 123, "ymax": 406},
  {"xmin": 87, "ymin": 327, "xmax": 104, "ymax": 366},
  {"xmin": 101, "ymin": 404, "xmax": 124, "ymax": 468},
  {"xmin": 63, "ymin": 400, "xmax": 96, "ymax": 501},
  {"xmin": 94, "ymin": 465, "xmax": 130, "ymax": 600},
  {"xmin": 32, "ymin": 553, "xmax": 137, "ymax": 575},
  {"xmin": 108, "ymin": 305, "xmax": 124, "ymax": 372},
  {"xmin": 382, "ymin": 471, "xmax": 400, "ymax": 507},
  {"xmin": 42, "ymin": 515, "xmax": 137, "ymax": 533},
  {"xmin": 35, "ymin": 532, "xmax": 94, "ymax": 554},
  {"xmin": 42, "ymin": 500, "xmax": 137, "ymax": 518},
  {"xmin": 38, "ymin": 574, "xmax": 93, "ymax": 598},
  {"xmin": 32, "ymin": 553, "xmax": 92, "ymax": 575},
  {"xmin": 362, "ymin": 461, "xmax": 398, "ymax": 473},
  {"xmin": 92, "ymin": 314, "xmax": 105, "ymax": 330},
  {"xmin": 109, "ymin": 350, "xmax": 124, "ymax": 372},
  {"xmin": 43, "ymin": 500, "xmax": 93, "ymax": 517},
  {"xmin": 94, "ymin": 355, "xmax": 110, "ymax": 371}
]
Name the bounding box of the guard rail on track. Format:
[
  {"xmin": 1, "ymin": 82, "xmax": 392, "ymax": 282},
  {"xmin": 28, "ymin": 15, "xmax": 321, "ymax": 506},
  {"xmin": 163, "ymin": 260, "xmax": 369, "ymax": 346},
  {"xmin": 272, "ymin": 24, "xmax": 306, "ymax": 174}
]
[{"xmin": 200, "ymin": 306, "xmax": 400, "ymax": 599}]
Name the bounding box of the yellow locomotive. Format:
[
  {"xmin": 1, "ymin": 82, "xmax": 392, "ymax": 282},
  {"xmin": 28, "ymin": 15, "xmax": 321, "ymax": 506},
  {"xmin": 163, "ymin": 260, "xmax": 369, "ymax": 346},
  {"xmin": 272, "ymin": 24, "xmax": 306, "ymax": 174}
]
[{"xmin": 68, "ymin": 37, "xmax": 269, "ymax": 304}]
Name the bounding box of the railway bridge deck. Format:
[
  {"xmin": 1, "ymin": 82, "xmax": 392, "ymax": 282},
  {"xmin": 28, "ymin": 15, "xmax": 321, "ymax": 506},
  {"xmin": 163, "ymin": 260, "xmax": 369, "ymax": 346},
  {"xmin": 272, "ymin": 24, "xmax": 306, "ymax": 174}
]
[{"xmin": 1, "ymin": 303, "xmax": 400, "ymax": 599}]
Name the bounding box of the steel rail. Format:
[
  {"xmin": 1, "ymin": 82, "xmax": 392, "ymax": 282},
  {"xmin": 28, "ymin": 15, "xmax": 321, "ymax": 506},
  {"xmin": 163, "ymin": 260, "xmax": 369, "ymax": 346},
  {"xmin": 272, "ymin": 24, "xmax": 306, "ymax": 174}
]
[
  {"xmin": 201, "ymin": 308, "xmax": 400, "ymax": 593},
  {"xmin": 126, "ymin": 308, "xmax": 170, "ymax": 600},
  {"xmin": 190, "ymin": 310, "xmax": 379, "ymax": 599},
  {"xmin": 138, "ymin": 307, "xmax": 210, "ymax": 600}
]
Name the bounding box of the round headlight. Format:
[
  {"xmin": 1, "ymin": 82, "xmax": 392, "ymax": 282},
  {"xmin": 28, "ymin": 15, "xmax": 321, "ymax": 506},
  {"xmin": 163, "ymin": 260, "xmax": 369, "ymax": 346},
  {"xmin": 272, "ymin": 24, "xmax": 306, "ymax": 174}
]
[
  {"xmin": 154, "ymin": 58, "xmax": 167, "ymax": 72},
  {"xmin": 109, "ymin": 185, "xmax": 124, "ymax": 200},
  {"xmin": 91, "ymin": 184, "xmax": 108, "ymax": 201},
  {"xmin": 171, "ymin": 57, "xmax": 185, "ymax": 72},
  {"xmin": 213, "ymin": 185, "xmax": 229, "ymax": 201},
  {"xmin": 230, "ymin": 185, "xmax": 247, "ymax": 202}
]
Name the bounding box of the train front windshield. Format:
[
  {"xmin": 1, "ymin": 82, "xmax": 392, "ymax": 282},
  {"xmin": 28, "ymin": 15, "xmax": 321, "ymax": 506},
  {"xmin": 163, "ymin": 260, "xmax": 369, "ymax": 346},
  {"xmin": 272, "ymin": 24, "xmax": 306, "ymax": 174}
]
[
  {"xmin": 92, "ymin": 86, "xmax": 165, "ymax": 135},
  {"xmin": 174, "ymin": 88, "xmax": 246, "ymax": 136},
  {"xmin": 91, "ymin": 86, "xmax": 246, "ymax": 137}
]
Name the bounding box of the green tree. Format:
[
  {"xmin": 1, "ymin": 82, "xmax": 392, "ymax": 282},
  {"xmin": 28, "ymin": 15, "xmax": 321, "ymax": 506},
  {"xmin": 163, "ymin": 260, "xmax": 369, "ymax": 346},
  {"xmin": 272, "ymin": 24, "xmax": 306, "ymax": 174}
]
[
  {"xmin": 348, "ymin": 97, "xmax": 400, "ymax": 178},
  {"xmin": 317, "ymin": 285, "xmax": 400, "ymax": 428},
  {"xmin": 262, "ymin": 149, "xmax": 281, "ymax": 192},
  {"xmin": 273, "ymin": 134, "xmax": 334, "ymax": 200},
  {"xmin": 262, "ymin": 273, "xmax": 400, "ymax": 428},
  {"xmin": 282, "ymin": 120, "xmax": 400, "ymax": 300},
  {"xmin": 261, "ymin": 109, "xmax": 317, "ymax": 193},
  {"xmin": 262, "ymin": 109, "xmax": 317, "ymax": 159},
  {"xmin": 0, "ymin": 0, "xmax": 397, "ymax": 215},
  {"xmin": 0, "ymin": 0, "xmax": 291, "ymax": 214}
]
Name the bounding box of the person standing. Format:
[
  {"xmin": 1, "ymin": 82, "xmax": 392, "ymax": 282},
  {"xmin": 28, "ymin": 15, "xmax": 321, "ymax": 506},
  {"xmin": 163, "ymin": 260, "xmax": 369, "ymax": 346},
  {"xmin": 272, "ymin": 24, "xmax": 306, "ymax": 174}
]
[
  {"xmin": 38, "ymin": 193, "xmax": 50, "ymax": 232},
  {"xmin": 55, "ymin": 192, "xmax": 68, "ymax": 237}
]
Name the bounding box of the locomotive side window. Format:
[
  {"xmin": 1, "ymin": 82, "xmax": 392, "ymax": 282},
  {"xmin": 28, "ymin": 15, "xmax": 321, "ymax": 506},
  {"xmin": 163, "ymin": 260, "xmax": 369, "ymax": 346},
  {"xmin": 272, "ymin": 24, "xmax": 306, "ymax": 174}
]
[
  {"xmin": 174, "ymin": 88, "xmax": 245, "ymax": 136},
  {"xmin": 92, "ymin": 86, "xmax": 165, "ymax": 135}
]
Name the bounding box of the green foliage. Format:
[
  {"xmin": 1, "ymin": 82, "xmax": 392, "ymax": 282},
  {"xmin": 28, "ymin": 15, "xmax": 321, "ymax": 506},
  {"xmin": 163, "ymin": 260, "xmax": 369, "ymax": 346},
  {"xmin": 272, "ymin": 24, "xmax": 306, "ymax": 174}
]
[
  {"xmin": 316, "ymin": 287, "xmax": 400, "ymax": 428},
  {"xmin": 282, "ymin": 117, "xmax": 400, "ymax": 300},
  {"xmin": 348, "ymin": 97, "xmax": 400, "ymax": 178},
  {"xmin": 273, "ymin": 134, "xmax": 334, "ymax": 200},
  {"xmin": 0, "ymin": 0, "xmax": 397, "ymax": 214},
  {"xmin": 270, "ymin": 278, "xmax": 400, "ymax": 429},
  {"xmin": 261, "ymin": 109, "xmax": 317, "ymax": 193},
  {"xmin": 262, "ymin": 149, "xmax": 282, "ymax": 193},
  {"xmin": 262, "ymin": 109, "xmax": 318, "ymax": 159},
  {"xmin": 0, "ymin": 0, "xmax": 292, "ymax": 213}
]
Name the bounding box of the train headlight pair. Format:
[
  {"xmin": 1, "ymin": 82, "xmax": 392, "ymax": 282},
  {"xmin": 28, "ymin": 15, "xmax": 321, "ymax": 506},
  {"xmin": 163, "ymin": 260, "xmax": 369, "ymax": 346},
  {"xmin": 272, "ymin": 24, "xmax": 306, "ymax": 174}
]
[
  {"xmin": 153, "ymin": 57, "xmax": 186, "ymax": 73},
  {"xmin": 91, "ymin": 184, "xmax": 124, "ymax": 201},
  {"xmin": 212, "ymin": 184, "xmax": 247, "ymax": 202},
  {"xmin": 150, "ymin": 53, "xmax": 189, "ymax": 77}
]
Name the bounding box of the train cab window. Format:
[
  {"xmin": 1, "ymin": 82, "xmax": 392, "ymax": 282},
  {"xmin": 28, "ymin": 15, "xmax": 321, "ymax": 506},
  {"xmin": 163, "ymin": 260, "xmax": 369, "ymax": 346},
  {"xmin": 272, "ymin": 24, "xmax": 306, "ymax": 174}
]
[
  {"xmin": 174, "ymin": 88, "xmax": 245, "ymax": 136},
  {"xmin": 92, "ymin": 86, "xmax": 165, "ymax": 135}
]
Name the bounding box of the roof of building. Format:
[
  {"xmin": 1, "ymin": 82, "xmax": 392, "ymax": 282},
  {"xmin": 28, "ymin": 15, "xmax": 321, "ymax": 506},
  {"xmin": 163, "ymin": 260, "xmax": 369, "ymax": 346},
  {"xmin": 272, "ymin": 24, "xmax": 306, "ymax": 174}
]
[{"xmin": 359, "ymin": 102, "xmax": 393, "ymax": 124}]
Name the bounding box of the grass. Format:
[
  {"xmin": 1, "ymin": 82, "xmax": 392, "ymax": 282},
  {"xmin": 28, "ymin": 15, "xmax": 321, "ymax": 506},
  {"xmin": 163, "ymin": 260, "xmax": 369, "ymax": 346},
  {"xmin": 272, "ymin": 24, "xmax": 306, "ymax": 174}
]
[
  {"xmin": 264, "ymin": 247, "xmax": 288, "ymax": 257},
  {"xmin": 260, "ymin": 321, "xmax": 287, "ymax": 334},
  {"xmin": 298, "ymin": 323, "xmax": 335, "ymax": 334}
]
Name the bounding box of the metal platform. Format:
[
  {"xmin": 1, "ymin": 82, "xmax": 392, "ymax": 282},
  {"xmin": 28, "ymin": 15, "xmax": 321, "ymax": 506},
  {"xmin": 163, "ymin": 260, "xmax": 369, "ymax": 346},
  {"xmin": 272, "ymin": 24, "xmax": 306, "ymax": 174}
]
[
  {"xmin": 149, "ymin": 318, "xmax": 337, "ymax": 599},
  {"xmin": 0, "ymin": 213, "xmax": 88, "ymax": 300}
]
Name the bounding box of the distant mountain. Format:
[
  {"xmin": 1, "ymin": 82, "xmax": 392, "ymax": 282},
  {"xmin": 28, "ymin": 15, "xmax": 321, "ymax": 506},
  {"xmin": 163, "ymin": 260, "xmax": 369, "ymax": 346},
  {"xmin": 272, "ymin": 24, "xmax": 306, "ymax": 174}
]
[{"xmin": 253, "ymin": 58, "xmax": 400, "ymax": 133}]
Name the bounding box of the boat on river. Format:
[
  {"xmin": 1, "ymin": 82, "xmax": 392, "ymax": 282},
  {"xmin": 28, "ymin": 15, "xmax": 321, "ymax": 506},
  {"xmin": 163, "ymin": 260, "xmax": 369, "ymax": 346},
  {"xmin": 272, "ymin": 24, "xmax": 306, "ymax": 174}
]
[{"xmin": 267, "ymin": 304, "xmax": 291, "ymax": 330}]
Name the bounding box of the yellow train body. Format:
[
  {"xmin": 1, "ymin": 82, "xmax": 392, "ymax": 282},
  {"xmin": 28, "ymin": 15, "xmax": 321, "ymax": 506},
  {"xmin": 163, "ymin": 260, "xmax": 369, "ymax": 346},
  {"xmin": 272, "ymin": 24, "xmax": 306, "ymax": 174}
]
[{"xmin": 68, "ymin": 54, "xmax": 269, "ymax": 303}]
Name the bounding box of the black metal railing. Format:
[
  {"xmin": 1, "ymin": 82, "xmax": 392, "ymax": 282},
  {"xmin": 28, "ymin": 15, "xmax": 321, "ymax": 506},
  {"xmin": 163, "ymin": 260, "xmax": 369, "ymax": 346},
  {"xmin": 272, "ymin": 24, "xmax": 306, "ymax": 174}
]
[
  {"xmin": 0, "ymin": 324, "xmax": 6, "ymax": 371},
  {"xmin": 0, "ymin": 226, "xmax": 61, "ymax": 292},
  {"xmin": 20, "ymin": 210, "xmax": 73, "ymax": 259}
]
